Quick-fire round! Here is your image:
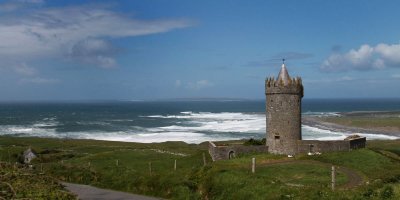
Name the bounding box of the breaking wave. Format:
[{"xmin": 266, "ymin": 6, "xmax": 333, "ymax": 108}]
[{"xmin": 0, "ymin": 111, "xmax": 397, "ymax": 144}]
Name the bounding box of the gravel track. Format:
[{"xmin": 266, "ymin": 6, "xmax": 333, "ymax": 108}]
[{"xmin": 62, "ymin": 182, "xmax": 162, "ymax": 200}]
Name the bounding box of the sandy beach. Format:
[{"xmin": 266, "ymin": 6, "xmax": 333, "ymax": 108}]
[{"xmin": 303, "ymin": 111, "xmax": 400, "ymax": 137}]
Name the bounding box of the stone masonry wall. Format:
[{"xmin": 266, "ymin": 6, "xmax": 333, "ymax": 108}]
[
  {"xmin": 297, "ymin": 140, "xmax": 350, "ymax": 153},
  {"xmin": 297, "ymin": 137, "xmax": 366, "ymax": 154},
  {"xmin": 208, "ymin": 142, "xmax": 268, "ymax": 161},
  {"xmin": 349, "ymin": 137, "xmax": 366, "ymax": 149},
  {"xmin": 266, "ymin": 80, "xmax": 303, "ymax": 155}
]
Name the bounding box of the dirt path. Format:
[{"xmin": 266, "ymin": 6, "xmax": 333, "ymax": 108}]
[
  {"xmin": 62, "ymin": 182, "xmax": 162, "ymax": 200},
  {"xmin": 258, "ymin": 159, "xmax": 364, "ymax": 189},
  {"xmin": 338, "ymin": 166, "xmax": 364, "ymax": 189}
]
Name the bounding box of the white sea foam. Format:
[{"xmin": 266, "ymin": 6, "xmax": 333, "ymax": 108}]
[
  {"xmin": 76, "ymin": 121, "xmax": 111, "ymax": 126},
  {"xmin": 303, "ymin": 112, "xmax": 341, "ymax": 117},
  {"xmin": 9, "ymin": 127, "xmax": 34, "ymax": 133},
  {"xmin": 144, "ymin": 111, "xmax": 265, "ymax": 133},
  {"xmin": 145, "ymin": 111, "xmax": 261, "ymax": 120},
  {"xmin": 0, "ymin": 111, "xmax": 398, "ymax": 144},
  {"xmin": 33, "ymin": 122, "xmax": 59, "ymax": 127},
  {"xmin": 357, "ymin": 133, "xmax": 398, "ymax": 140},
  {"xmin": 302, "ymin": 125, "xmax": 399, "ymax": 140},
  {"xmin": 32, "ymin": 117, "xmax": 60, "ymax": 128},
  {"xmin": 0, "ymin": 125, "xmax": 59, "ymax": 137},
  {"xmin": 108, "ymin": 119, "xmax": 135, "ymax": 122}
]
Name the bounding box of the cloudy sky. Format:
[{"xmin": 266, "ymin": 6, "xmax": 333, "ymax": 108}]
[{"xmin": 0, "ymin": 0, "xmax": 399, "ymax": 101}]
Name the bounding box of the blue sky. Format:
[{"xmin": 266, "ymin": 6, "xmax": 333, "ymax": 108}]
[{"xmin": 0, "ymin": 0, "xmax": 399, "ymax": 101}]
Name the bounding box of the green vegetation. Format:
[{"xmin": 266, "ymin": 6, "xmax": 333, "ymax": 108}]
[
  {"xmin": 323, "ymin": 117, "xmax": 400, "ymax": 131},
  {"xmin": 0, "ymin": 163, "xmax": 76, "ymax": 199},
  {"xmin": 0, "ymin": 137, "xmax": 208, "ymax": 199},
  {"xmin": 202, "ymin": 154, "xmax": 347, "ymax": 199},
  {"xmin": 243, "ymin": 138, "xmax": 266, "ymax": 146},
  {"xmin": 1, "ymin": 136, "xmax": 400, "ymax": 199}
]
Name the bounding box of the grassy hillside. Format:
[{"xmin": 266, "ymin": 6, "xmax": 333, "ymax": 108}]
[
  {"xmin": 0, "ymin": 136, "xmax": 400, "ymax": 199},
  {"xmin": 322, "ymin": 116, "xmax": 400, "ymax": 132},
  {"xmin": 0, "ymin": 163, "xmax": 76, "ymax": 199}
]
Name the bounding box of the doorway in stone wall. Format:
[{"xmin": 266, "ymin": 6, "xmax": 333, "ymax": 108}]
[
  {"xmin": 228, "ymin": 151, "xmax": 235, "ymax": 159},
  {"xmin": 309, "ymin": 144, "xmax": 314, "ymax": 154}
]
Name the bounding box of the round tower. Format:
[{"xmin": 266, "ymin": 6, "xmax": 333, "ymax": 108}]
[{"xmin": 265, "ymin": 62, "xmax": 303, "ymax": 155}]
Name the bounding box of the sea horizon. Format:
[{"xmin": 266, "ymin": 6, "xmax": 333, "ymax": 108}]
[
  {"xmin": 1, "ymin": 97, "xmax": 400, "ymax": 103},
  {"xmin": 0, "ymin": 98, "xmax": 399, "ymax": 144}
]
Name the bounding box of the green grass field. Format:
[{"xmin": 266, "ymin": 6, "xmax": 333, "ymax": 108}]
[
  {"xmin": 323, "ymin": 117, "xmax": 400, "ymax": 131},
  {"xmin": 1, "ymin": 136, "xmax": 400, "ymax": 199}
]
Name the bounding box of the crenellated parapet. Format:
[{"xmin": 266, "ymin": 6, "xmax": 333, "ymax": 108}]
[{"xmin": 265, "ymin": 77, "xmax": 303, "ymax": 97}]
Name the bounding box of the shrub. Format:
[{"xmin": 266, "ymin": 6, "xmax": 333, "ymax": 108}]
[
  {"xmin": 243, "ymin": 138, "xmax": 265, "ymax": 146},
  {"xmin": 380, "ymin": 186, "xmax": 394, "ymax": 199}
]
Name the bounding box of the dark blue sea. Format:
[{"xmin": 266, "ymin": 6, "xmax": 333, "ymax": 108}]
[{"xmin": 0, "ymin": 99, "xmax": 399, "ymax": 143}]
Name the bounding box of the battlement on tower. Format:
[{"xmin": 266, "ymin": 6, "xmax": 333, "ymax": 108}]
[{"xmin": 265, "ymin": 77, "xmax": 303, "ymax": 97}]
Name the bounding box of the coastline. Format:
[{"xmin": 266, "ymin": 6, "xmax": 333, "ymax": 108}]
[{"xmin": 303, "ymin": 111, "xmax": 400, "ymax": 138}]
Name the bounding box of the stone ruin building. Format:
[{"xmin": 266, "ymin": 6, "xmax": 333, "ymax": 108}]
[
  {"xmin": 23, "ymin": 148, "xmax": 37, "ymax": 164},
  {"xmin": 209, "ymin": 61, "xmax": 366, "ymax": 161}
]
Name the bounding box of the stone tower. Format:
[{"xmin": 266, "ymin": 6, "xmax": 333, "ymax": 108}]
[{"xmin": 265, "ymin": 62, "xmax": 303, "ymax": 155}]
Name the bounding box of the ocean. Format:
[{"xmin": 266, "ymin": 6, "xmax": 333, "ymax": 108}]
[{"xmin": 0, "ymin": 99, "xmax": 399, "ymax": 143}]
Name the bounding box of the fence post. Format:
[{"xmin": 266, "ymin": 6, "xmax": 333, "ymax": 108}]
[
  {"xmin": 174, "ymin": 159, "xmax": 177, "ymax": 171},
  {"xmin": 252, "ymin": 157, "xmax": 256, "ymax": 173},
  {"xmin": 331, "ymin": 165, "xmax": 336, "ymax": 190},
  {"xmin": 8, "ymin": 148, "xmax": 11, "ymax": 164},
  {"xmin": 116, "ymin": 159, "xmax": 119, "ymax": 166},
  {"xmin": 203, "ymin": 153, "xmax": 207, "ymax": 166},
  {"xmin": 149, "ymin": 162, "xmax": 152, "ymax": 175}
]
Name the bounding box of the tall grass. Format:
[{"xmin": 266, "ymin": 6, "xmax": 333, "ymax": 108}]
[{"xmin": 1, "ymin": 136, "xmax": 400, "ymax": 199}]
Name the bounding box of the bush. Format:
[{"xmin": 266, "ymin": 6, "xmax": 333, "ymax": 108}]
[
  {"xmin": 362, "ymin": 188, "xmax": 376, "ymax": 199},
  {"xmin": 243, "ymin": 138, "xmax": 266, "ymax": 146},
  {"xmin": 380, "ymin": 186, "xmax": 394, "ymax": 199}
]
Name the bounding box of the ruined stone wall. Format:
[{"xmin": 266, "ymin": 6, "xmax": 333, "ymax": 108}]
[
  {"xmin": 208, "ymin": 142, "xmax": 268, "ymax": 161},
  {"xmin": 298, "ymin": 140, "xmax": 350, "ymax": 153},
  {"xmin": 265, "ymin": 78, "xmax": 303, "ymax": 155},
  {"xmin": 297, "ymin": 137, "xmax": 366, "ymax": 154},
  {"xmin": 349, "ymin": 137, "xmax": 366, "ymax": 149}
]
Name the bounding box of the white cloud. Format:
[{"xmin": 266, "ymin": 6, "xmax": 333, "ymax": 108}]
[
  {"xmin": 186, "ymin": 80, "xmax": 214, "ymax": 90},
  {"xmin": 392, "ymin": 74, "xmax": 400, "ymax": 79},
  {"xmin": 304, "ymin": 76, "xmax": 355, "ymax": 84},
  {"xmin": 19, "ymin": 77, "xmax": 59, "ymax": 84},
  {"xmin": 0, "ymin": 0, "xmax": 44, "ymax": 12},
  {"xmin": 13, "ymin": 63, "xmax": 37, "ymax": 76},
  {"xmin": 375, "ymin": 43, "xmax": 400, "ymax": 64},
  {"xmin": 321, "ymin": 43, "xmax": 400, "ymax": 72},
  {"xmin": 337, "ymin": 76, "xmax": 353, "ymax": 81},
  {"xmin": 175, "ymin": 80, "xmax": 182, "ymax": 87},
  {"xmin": 69, "ymin": 38, "xmax": 118, "ymax": 68},
  {"xmin": 17, "ymin": 0, "xmax": 44, "ymax": 3},
  {"xmin": 0, "ymin": 3, "xmax": 192, "ymax": 68}
]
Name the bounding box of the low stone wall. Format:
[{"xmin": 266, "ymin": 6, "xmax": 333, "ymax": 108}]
[
  {"xmin": 298, "ymin": 140, "xmax": 350, "ymax": 154},
  {"xmin": 209, "ymin": 137, "xmax": 366, "ymax": 160},
  {"xmin": 297, "ymin": 137, "xmax": 366, "ymax": 154},
  {"xmin": 208, "ymin": 141, "xmax": 268, "ymax": 161},
  {"xmin": 349, "ymin": 137, "xmax": 366, "ymax": 149}
]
